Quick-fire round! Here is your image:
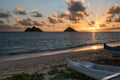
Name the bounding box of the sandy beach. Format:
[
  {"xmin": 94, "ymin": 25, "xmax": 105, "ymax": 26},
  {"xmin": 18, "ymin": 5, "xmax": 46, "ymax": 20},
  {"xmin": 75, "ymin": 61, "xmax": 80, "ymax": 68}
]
[
  {"xmin": 0, "ymin": 49, "xmax": 113, "ymax": 79},
  {"xmin": 0, "ymin": 0, "xmax": 120, "ymax": 79}
]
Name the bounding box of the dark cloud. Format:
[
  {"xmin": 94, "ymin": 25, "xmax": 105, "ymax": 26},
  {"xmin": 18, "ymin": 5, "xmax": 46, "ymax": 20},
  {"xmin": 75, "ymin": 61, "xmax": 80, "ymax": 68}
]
[
  {"xmin": 91, "ymin": 21, "xmax": 95, "ymax": 24},
  {"xmin": 0, "ymin": 20, "xmax": 4, "ymax": 24},
  {"xmin": 105, "ymin": 4, "xmax": 120, "ymax": 22},
  {"xmin": 61, "ymin": 11, "xmax": 84, "ymax": 21},
  {"xmin": 48, "ymin": 16, "xmax": 64, "ymax": 24},
  {"xmin": 60, "ymin": 0, "xmax": 88, "ymax": 22},
  {"xmin": 107, "ymin": 4, "xmax": 120, "ymax": 14},
  {"xmin": 100, "ymin": 24, "xmax": 106, "ymax": 27},
  {"xmin": 48, "ymin": 17, "xmax": 57, "ymax": 24},
  {"xmin": 114, "ymin": 16, "xmax": 120, "ymax": 22},
  {"xmin": 67, "ymin": 0, "xmax": 85, "ymax": 12},
  {"xmin": 31, "ymin": 9, "xmax": 42, "ymax": 17},
  {"xmin": 41, "ymin": 21, "xmax": 46, "ymax": 25},
  {"xmin": 18, "ymin": 18, "xmax": 32, "ymax": 26},
  {"xmin": 0, "ymin": 11, "xmax": 11, "ymax": 18},
  {"xmin": 18, "ymin": 18, "xmax": 42, "ymax": 26},
  {"xmin": 33, "ymin": 21, "xmax": 42, "ymax": 26},
  {"xmin": 105, "ymin": 15, "xmax": 113, "ymax": 22},
  {"xmin": 87, "ymin": 21, "xmax": 95, "ymax": 27},
  {"xmin": 15, "ymin": 8, "xmax": 27, "ymax": 15}
]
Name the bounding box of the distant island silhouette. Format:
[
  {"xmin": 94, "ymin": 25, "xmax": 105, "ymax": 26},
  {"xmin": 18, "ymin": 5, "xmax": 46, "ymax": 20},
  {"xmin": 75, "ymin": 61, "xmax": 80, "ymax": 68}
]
[
  {"xmin": 64, "ymin": 27, "xmax": 77, "ymax": 32},
  {"xmin": 25, "ymin": 26, "xmax": 43, "ymax": 32}
]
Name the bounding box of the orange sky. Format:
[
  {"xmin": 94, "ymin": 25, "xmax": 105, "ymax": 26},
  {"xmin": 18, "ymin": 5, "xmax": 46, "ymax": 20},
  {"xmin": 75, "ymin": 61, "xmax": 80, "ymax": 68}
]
[{"xmin": 0, "ymin": 0, "xmax": 120, "ymax": 32}]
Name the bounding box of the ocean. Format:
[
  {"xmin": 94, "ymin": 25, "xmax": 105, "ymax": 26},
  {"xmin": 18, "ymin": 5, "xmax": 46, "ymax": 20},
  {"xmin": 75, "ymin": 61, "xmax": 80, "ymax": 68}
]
[{"xmin": 0, "ymin": 32, "xmax": 120, "ymax": 56}]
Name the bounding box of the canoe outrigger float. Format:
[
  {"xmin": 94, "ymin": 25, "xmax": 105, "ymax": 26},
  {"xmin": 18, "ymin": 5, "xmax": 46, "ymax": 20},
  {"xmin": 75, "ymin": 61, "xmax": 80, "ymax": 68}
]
[{"xmin": 66, "ymin": 59, "xmax": 120, "ymax": 80}]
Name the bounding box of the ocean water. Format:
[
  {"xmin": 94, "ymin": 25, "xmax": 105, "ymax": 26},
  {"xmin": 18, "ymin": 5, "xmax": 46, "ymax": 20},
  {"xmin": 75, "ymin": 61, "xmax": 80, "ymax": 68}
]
[{"xmin": 0, "ymin": 32, "xmax": 120, "ymax": 56}]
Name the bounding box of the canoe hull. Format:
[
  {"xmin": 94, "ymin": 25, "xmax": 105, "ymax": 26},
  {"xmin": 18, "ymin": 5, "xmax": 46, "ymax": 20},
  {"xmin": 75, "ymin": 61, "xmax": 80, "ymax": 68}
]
[{"xmin": 66, "ymin": 59, "xmax": 120, "ymax": 80}]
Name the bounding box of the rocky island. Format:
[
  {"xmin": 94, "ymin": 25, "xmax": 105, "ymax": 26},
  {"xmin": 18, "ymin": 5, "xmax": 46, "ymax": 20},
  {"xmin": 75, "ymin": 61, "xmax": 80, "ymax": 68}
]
[
  {"xmin": 64, "ymin": 27, "xmax": 77, "ymax": 32},
  {"xmin": 25, "ymin": 26, "xmax": 43, "ymax": 32}
]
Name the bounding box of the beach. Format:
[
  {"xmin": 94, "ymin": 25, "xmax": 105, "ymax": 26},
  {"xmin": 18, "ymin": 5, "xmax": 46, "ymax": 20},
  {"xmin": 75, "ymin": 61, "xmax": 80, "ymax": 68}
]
[
  {"xmin": 0, "ymin": 0, "xmax": 120, "ymax": 79},
  {"xmin": 0, "ymin": 49, "xmax": 113, "ymax": 79}
]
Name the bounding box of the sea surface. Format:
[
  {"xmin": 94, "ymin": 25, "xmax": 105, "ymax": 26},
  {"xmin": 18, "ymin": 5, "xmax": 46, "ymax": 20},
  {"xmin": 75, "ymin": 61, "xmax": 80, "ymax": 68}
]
[{"xmin": 0, "ymin": 32, "xmax": 120, "ymax": 56}]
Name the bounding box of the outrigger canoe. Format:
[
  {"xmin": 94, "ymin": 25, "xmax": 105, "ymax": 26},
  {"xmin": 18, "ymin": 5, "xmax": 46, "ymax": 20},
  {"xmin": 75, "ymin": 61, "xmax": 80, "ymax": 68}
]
[
  {"xmin": 66, "ymin": 59, "xmax": 120, "ymax": 80},
  {"xmin": 104, "ymin": 43, "xmax": 120, "ymax": 57},
  {"xmin": 104, "ymin": 43, "xmax": 120, "ymax": 51}
]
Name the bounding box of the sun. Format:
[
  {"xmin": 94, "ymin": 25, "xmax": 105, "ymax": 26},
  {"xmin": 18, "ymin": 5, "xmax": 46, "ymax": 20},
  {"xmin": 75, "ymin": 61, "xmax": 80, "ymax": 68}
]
[
  {"xmin": 87, "ymin": 20, "xmax": 101, "ymax": 32},
  {"xmin": 94, "ymin": 21, "xmax": 100, "ymax": 29},
  {"xmin": 88, "ymin": 27, "xmax": 97, "ymax": 32},
  {"xmin": 88, "ymin": 27, "xmax": 96, "ymax": 30}
]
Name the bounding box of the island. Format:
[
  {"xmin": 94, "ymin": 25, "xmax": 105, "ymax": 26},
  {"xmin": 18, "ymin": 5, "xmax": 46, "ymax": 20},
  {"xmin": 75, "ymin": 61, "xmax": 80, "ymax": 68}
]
[
  {"xmin": 25, "ymin": 26, "xmax": 43, "ymax": 32},
  {"xmin": 64, "ymin": 27, "xmax": 77, "ymax": 32}
]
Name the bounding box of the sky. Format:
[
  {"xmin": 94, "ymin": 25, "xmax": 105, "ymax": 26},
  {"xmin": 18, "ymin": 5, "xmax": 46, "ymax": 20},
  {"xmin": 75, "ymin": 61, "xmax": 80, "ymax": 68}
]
[{"xmin": 0, "ymin": 0, "xmax": 120, "ymax": 32}]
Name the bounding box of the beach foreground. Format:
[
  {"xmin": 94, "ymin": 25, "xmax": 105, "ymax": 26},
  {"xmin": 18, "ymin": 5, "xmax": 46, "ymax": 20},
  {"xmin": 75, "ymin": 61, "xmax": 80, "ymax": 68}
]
[{"xmin": 0, "ymin": 49, "xmax": 115, "ymax": 79}]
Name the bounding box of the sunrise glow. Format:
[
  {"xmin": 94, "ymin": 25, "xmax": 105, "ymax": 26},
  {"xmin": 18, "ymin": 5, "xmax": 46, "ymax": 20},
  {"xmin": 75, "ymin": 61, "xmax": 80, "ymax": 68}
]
[
  {"xmin": 0, "ymin": 0, "xmax": 119, "ymax": 32},
  {"xmin": 94, "ymin": 21, "xmax": 100, "ymax": 29}
]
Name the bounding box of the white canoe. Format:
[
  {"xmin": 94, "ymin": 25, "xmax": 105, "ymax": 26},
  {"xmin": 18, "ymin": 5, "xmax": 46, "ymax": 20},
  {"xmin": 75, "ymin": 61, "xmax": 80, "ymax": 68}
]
[{"xmin": 66, "ymin": 59, "xmax": 120, "ymax": 80}]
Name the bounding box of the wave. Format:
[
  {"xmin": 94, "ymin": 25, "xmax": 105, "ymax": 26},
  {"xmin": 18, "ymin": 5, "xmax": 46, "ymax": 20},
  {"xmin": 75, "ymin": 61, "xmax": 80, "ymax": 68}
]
[
  {"xmin": 0, "ymin": 41, "xmax": 119, "ymax": 62},
  {"xmin": 1, "ymin": 40, "xmax": 119, "ymax": 56}
]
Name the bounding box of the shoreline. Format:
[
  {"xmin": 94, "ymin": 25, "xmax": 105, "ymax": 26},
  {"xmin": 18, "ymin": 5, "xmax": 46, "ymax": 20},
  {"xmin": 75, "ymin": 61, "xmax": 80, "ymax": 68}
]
[
  {"xmin": 0, "ymin": 42, "xmax": 120, "ymax": 63},
  {"xmin": 0, "ymin": 44, "xmax": 104, "ymax": 62},
  {"xmin": 0, "ymin": 48, "xmax": 113, "ymax": 79}
]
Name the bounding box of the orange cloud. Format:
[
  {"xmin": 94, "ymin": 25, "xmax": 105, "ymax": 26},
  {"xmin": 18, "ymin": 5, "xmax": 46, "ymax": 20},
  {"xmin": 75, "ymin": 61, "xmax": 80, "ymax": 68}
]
[
  {"xmin": 15, "ymin": 7, "xmax": 27, "ymax": 15},
  {"xmin": 31, "ymin": 9, "xmax": 42, "ymax": 17},
  {"xmin": 105, "ymin": 4, "xmax": 120, "ymax": 22}
]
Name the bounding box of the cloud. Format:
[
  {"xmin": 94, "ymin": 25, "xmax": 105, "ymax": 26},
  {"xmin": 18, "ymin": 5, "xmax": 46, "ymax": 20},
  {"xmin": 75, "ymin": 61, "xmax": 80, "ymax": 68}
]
[
  {"xmin": 31, "ymin": 9, "xmax": 42, "ymax": 17},
  {"xmin": 0, "ymin": 24, "xmax": 11, "ymax": 30},
  {"xmin": 0, "ymin": 11, "xmax": 11, "ymax": 18},
  {"xmin": 0, "ymin": 24, "xmax": 24, "ymax": 32},
  {"xmin": 105, "ymin": 4, "xmax": 120, "ymax": 22},
  {"xmin": 105, "ymin": 14, "xmax": 113, "ymax": 22},
  {"xmin": 85, "ymin": 3, "xmax": 90, "ymax": 8},
  {"xmin": 80, "ymin": 0, "xmax": 85, "ymax": 3},
  {"xmin": 48, "ymin": 17, "xmax": 58, "ymax": 24},
  {"xmin": 114, "ymin": 16, "xmax": 120, "ymax": 22},
  {"xmin": 14, "ymin": 16, "xmax": 19, "ymax": 22},
  {"xmin": 48, "ymin": 16, "xmax": 64, "ymax": 24},
  {"xmin": 52, "ymin": 13, "xmax": 59, "ymax": 18},
  {"xmin": 41, "ymin": 21, "xmax": 46, "ymax": 25},
  {"xmin": 107, "ymin": 4, "xmax": 120, "ymax": 14},
  {"xmin": 18, "ymin": 18, "xmax": 42, "ymax": 26},
  {"xmin": 87, "ymin": 21, "xmax": 95, "ymax": 26},
  {"xmin": 60, "ymin": 0, "xmax": 88, "ymax": 22},
  {"xmin": 0, "ymin": 20, "xmax": 4, "ymax": 24},
  {"xmin": 18, "ymin": 18, "xmax": 32, "ymax": 26},
  {"xmin": 107, "ymin": 26, "xmax": 120, "ymax": 30},
  {"xmin": 33, "ymin": 21, "xmax": 42, "ymax": 26},
  {"xmin": 15, "ymin": 8, "xmax": 27, "ymax": 15},
  {"xmin": 67, "ymin": 0, "xmax": 85, "ymax": 12},
  {"xmin": 100, "ymin": 24, "xmax": 106, "ymax": 27}
]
